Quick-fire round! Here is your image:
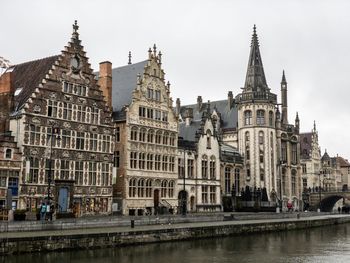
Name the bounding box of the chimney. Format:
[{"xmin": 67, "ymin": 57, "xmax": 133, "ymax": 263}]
[
  {"xmin": 228, "ymin": 91, "xmax": 233, "ymax": 109},
  {"xmin": 184, "ymin": 108, "xmax": 193, "ymax": 126},
  {"xmin": 176, "ymin": 98, "xmax": 181, "ymax": 116},
  {"xmin": 98, "ymin": 61, "xmax": 112, "ymax": 109},
  {"xmin": 197, "ymin": 96, "xmax": 202, "ymax": 111}
]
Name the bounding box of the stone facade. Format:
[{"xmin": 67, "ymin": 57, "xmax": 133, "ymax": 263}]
[
  {"xmin": 0, "ymin": 21, "xmax": 114, "ymax": 216},
  {"xmin": 104, "ymin": 47, "xmax": 178, "ymax": 215}
]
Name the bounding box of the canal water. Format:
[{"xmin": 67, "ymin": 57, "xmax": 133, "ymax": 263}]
[{"xmin": 2, "ymin": 223, "xmax": 350, "ymax": 263}]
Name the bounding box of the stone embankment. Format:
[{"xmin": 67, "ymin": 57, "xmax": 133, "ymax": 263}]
[{"xmin": 0, "ymin": 213, "xmax": 349, "ymax": 255}]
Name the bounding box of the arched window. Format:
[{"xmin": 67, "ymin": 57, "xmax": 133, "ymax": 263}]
[
  {"xmin": 206, "ymin": 130, "xmax": 212, "ymax": 149},
  {"xmin": 170, "ymin": 133, "xmax": 176, "ymax": 146},
  {"xmin": 161, "ymin": 180, "xmax": 167, "ymax": 198},
  {"xmin": 138, "ymin": 179, "xmax": 145, "ymax": 198},
  {"xmin": 292, "ymin": 170, "xmax": 297, "ymax": 195},
  {"xmin": 292, "ymin": 143, "xmax": 298, "ymax": 164},
  {"xmin": 155, "ymin": 130, "xmax": 162, "ymax": 144},
  {"xmin": 5, "ymin": 149, "xmax": 12, "ymax": 159},
  {"xmin": 146, "ymin": 179, "xmax": 153, "ymax": 197},
  {"xmin": 163, "ymin": 132, "xmax": 169, "ymax": 145},
  {"xmin": 162, "ymin": 155, "xmax": 168, "ymax": 171},
  {"xmin": 245, "ymin": 131, "xmax": 250, "ymax": 161},
  {"xmin": 224, "ymin": 167, "xmax": 231, "ymax": 194},
  {"xmin": 259, "ymin": 131, "xmax": 264, "ymax": 145},
  {"xmin": 29, "ymin": 157, "xmax": 39, "ymax": 183},
  {"xmin": 234, "ymin": 169, "xmax": 240, "ymax": 194},
  {"xmin": 269, "ymin": 111, "xmax": 274, "ymax": 126},
  {"xmin": 131, "ymin": 126, "xmax": 138, "ymax": 141},
  {"xmin": 168, "ymin": 181, "xmax": 174, "ymax": 198},
  {"xmin": 257, "ymin": 110, "xmax": 265, "ymax": 125},
  {"xmin": 130, "ymin": 152, "xmax": 137, "ymax": 169},
  {"xmin": 139, "ymin": 128, "xmax": 146, "ymax": 142},
  {"xmin": 138, "ymin": 153, "xmax": 145, "ymax": 169},
  {"xmin": 129, "ymin": 178, "xmax": 137, "ymax": 197},
  {"xmin": 148, "ymin": 129, "xmax": 154, "ymax": 143},
  {"xmin": 147, "ymin": 153, "xmax": 153, "ymax": 170},
  {"xmin": 209, "ymin": 156, "xmax": 216, "ymax": 179},
  {"xmin": 201, "ymin": 155, "xmax": 208, "ymax": 179},
  {"xmin": 244, "ymin": 110, "xmax": 252, "ymax": 125}
]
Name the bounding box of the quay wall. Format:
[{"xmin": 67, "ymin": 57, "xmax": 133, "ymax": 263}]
[{"xmin": 1, "ymin": 216, "xmax": 350, "ymax": 255}]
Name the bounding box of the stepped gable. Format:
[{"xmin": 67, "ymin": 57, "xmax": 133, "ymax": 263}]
[
  {"xmin": 9, "ymin": 56, "xmax": 59, "ymax": 110},
  {"xmin": 111, "ymin": 60, "xmax": 148, "ymax": 112}
]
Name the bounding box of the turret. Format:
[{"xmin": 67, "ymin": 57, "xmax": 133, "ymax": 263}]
[
  {"xmin": 197, "ymin": 96, "xmax": 202, "ymax": 111},
  {"xmin": 281, "ymin": 70, "xmax": 288, "ymax": 125},
  {"xmin": 295, "ymin": 112, "xmax": 300, "ymax": 132}
]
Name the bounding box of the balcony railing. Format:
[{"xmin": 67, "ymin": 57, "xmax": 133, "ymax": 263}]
[{"xmin": 235, "ymin": 91, "xmax": 277, "ymax": 103}]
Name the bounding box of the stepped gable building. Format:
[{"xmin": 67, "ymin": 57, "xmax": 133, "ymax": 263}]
[
  {"xmin": 179, "ymin": 26, "xmax": 302, "ymax": 210},
  {"xmin": 0, "ymin": 21, "xmax": 114, "ymax": 215},
  {"xmin": 299, "ymin": 122, "xmax": 322, "ymax": 189},
  {"xmin": 321, "ymin": 151, "xmax": 349, "ymax": 190},
  {"xmin": 177, "ymin": 97, "xmax": 244, "ymax": 212},
  {"xmin": 99, "ymin": 46, "xmax": 178, "ymax": 215}
]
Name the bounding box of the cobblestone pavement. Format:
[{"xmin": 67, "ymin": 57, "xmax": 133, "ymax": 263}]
[{"xmin": 0, "ymin": 213, "xmax": 349, "ymax": 239}]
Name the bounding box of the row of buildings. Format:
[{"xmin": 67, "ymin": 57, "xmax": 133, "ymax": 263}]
[{"xmin": 0, "ymin": 22, "xmax": 349, "ymax": 216}]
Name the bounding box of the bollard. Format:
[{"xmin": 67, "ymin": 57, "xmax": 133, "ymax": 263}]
[{"xmin": 131, "ymin": 219, "xmax": 135, "ymax": 228}]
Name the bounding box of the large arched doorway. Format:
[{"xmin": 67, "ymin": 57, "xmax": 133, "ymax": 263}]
[{"xmin": 178, "ymin": 190, "xmax": 187, "ymax": 215}]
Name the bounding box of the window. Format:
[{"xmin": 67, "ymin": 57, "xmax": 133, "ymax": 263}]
[
  {"xmin": 147, "ymin": 154, "xmax": 153, "ymax": 170},
  {"xmin": 89, "ymin": 133, "xmax": 98, "ymax": 151},
  {"xmin": 148, "ymin": 130, "xmax": 154, "ymax": 143},
  {"xmin": 45, "ymin": 159, "xmax": 50, "ymax": 183},
  {"xmin": 201, "ymin": 155, "xmax": 208, "ymax": 179},
  {"xmin": 302, "ymin": 164, "xmax": 307, "ymax": 174},
  {"xmin": 163, "ymin": 132, "xmax": 168, "ymax": 145},
  {"xmin": 259, "ymin": 131, "xmax": 264, "ymax": 144},
  {"xmin": 209, "ymin": 156, "xmax": 216, "ymax": 180},
  {"xmin": 147, "ymin": 88, "xmax": 154, "ymax": 99},
  {"xmin": 234, "ymin": 168, "xmax": 240, "ymax": 193},
  {"xmin": 302, "ymin": 178, "xmax": 307, "ymax": 189},
  {"xmin": 61, "ymin": 130, "xmax": 71, "ymax": 149},
  {"xmin": 101, "ymin": 163, "xmax": 109, "ymax": 186},
  {"xmin": 60, "ymin": 160, "xmax": 70, "ymax": 180},
  {"xmin": 48, "ymin": 100, "xmax": 58, "ymax": 117},
  {"xmin": 76, "ymin": 105, "xmax": 85, "ymax": 122},
  {"xmin": 147, "ymin": 108, "xmax": 153, "ymax": 119},
  {"xmin": 138, "ymin": 153, "xmax": 145, "ymax": 169},
  {"xmin": 114, "ymin": 151, "xmax": 120, "ymax": 168},
  {"xmin": 139, "ymin": 106, "xmax": 146, "ymax": 117},
  {"xmin": 224, "ymin": 167, "xmax": 231, "ymax": 194},
  {"xmin": 257, "ymin": 110, "xmax": 265, "ymax": 125},
  {"xmin": 282, "ymin": 168, "xmax": 286, "ymax": 194},
  {"xmin": 269, "ymin": 111, "xmax": 274, "ymax": 126},
  {"xmin": 28, "ymin": 157, "xmax": 39, "ymax": 183},
  {"xmin": 102, "ymin": 135, "xmax": 110, "ymax": 152},
  {"xmin": 130, "ymin": 152, "xmax": 137, "ymax": 169},
  {"xmin": 162, "ymin": 155, "xmax": 168, "ymax": 171},
  {"xmin": 76, "ymin": 132, "xmax": 85, "ymax": 150},
  {"xmin": 146, "ymin": 179, "xmax": 152, "ymax": 197},
  {"xmin": 170, "ymin": 133, "xmax": 176, "ymax": 146},
  {"xmin": 29, "ymin": 124, "xmax": 41, "ymax": 145},
  {"xmin": 75, "ymin": 161, "xmax": 84, "ymax": 185},
  {"xmin": 260, "ymin": 171, "xmax": 265, "ymax": 181},
  {"xmin": 169, "ymin": 156, "xmax": 175, "ymax": 172},
  {"xmin": 244, "ymin": 110, "xmax": 252, "ymax": 125},
  {"xmin": 187, "ymin": 159, "xmax": 194, "ymax": 178},
  {"xmin": 155, "ymin": 131, "xmax": 162, "ymax": 144},
  {"xmin": 155, "ymin": 154, "xmax": 161, "ymax": 171},
  {"xmin": 116, "ymin": 127, "xmax": 120, "ymax": 142},
  {"xmin": 161, "ymin": 180, "xmax": 167, "ymax": 198},
  {"xmin": 155, "ymin": 90, "xmax": 161, "ymax": 101},
  {"xmin": 210, "ymin": 186, "xmax": 216, "ymax": 204},
  {"xmin": 138, "ymin": 179, "xmax": 145, "ymax": 198},
  {"xmin": 245, "ymin": 132, "xmax": 250, "ymax": 161},
  {"xmin": 292, "ymin": 143, "xmax": 298, "ymax": 164},
  {"xmin": 129, "ymin": 178, "xmax": 137, "ymax": 197},
  {"xmin": 202, "ymin": 186, "xmax": 208, "ymax": 204},
  {"xmin": 88, "ymin": 162, "xmax": 97, "ymax": 185},
  {"xmin": 0, "ymin": 176, "xmax": 6, "ymax": 187},
  {"xmin": 178, "ymin": 158, "xmax": 184, "ymax": 178},
  {"xmin": 162, "ymin": 112, "xmax": 168, "ymax": 122},
  {"xmin": 91, "ymin": 108, "xmax": 99, "ymax": 124},
  {"xmin": 63, "ymin": 102, "xmax": 72, "ymax": 120},
  {"xmin": 5, "ymin": 149, "xmax": 12, "ymax": 159},
  {"xmin": 168, "ymin": 181, "xmax": 174, "ymax": 198},
  {"xmin": 139, "ymin": 128, "xmax": 146, "ymax": 142},
  {"xmin": 155, "ymin": 110, "xmax": 161, "ymax": 121},
  {"xmin": 131, "ymin": 127, "xmax": 138, "ymax": 141},
  {"xmin": 206, "ymin": 130, "xmax": 211, "ymax": 149},
  {"xmin": 292, "ymin": 170, "xmax": 297, "ymax": 195},
  {"xmin": 281, "ymin": 141, "xmax": 287, "ymax": 163}
]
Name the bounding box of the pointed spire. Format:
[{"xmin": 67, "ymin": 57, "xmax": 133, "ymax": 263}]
[
  {"xmin": 72, "ymin": 20, "xmax": 79, "ymax": 39},
  {"xmin": 313, "ymin": 120, "xmax": 316, "ymax": 131},
  {"xmin": 158, "ymin": 51, "xmax": 162, "ymax": 64},
  {"xmin": 128, "ymin": 51, "xmax": 132, "ymax": 65},
  {"xmin": 243, "ymin": 25, "xmax": 268, "ymax": 92},
  {"xmin": 296, "ymin": 112, "xmax": 299, "ymax": 121},
  {"xmin": 153, "ymin": 44, "xmax": 157, "ymax": 56},
  {"xmin": 148, "ymin": 47, "xmax": 152, "ymax": 59},
  {"xmin": 206, "ymin": 100, "xmax": 211, "ymax": 115},
  {"xmin": 281, "ymin": 70, "xmax": 287, "ymax": 83}
]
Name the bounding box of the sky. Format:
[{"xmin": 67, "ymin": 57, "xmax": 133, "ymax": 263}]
[{"xmin": 2, "ymin": 0, "xmax": 350, "ymax": 159}]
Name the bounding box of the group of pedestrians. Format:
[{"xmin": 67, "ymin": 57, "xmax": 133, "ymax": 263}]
[{"xmin": 39, "ymin": 202, "xmax": 54, "ymax": 221}]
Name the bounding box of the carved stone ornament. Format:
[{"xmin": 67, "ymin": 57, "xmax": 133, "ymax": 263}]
[
  {"xmin": 84, "ymin": 78, "xmax": 90, "ymax": 85},
  {"xmin": 90, "ymin": 154, "xmax": 96, "ymax": 160},
  {"xmin": 89, "ymin": 187, "xmax": 96, "ymax": 194},
  {"xmin": 104, "ymin": 155, "xmax": 110, "ymax": 161},
  {"xmin": 78, "ymin": 98, "xmax": 86, "ymax": 104},
  {"xmin": 76, "ymin": 152, "xmax": 84, "ymax": 159},
  {"xmin": 90, "ymin": 126, "xmax": 98, "ymax": 132},
  {"xmin": 64, "ymin": 95, "xmax": 72, "ymax": 101},
  {"xmin": 31, "ymin": 117, "xmax": 41, "ymax": 124},
  {"xmin": 49, "ymin": 92, "xmax": 57, "ymax": 100},
  {"xmin": 103, "ymin": 129, "xmax": 111, "ymax": 134},
  {"xmin": 63, "ymin": 122, "xmax": 71, "ymax": 129},
  {"xmin": 30, "ymin": 148, "xmax": 39, "ymax": 155},
  {"xmin": 78, "ymin": 124, "xmax": 85, "ymax": 131},
  {"xmin": 33, "ymin": 105, "xmax": 41, "ymax": 113},
  {"xmin": 62, "ymin": 151, "xmax": 70, "ymax": 158}
]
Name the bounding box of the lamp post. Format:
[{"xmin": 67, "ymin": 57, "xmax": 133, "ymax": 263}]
[{"xmin": 47, "ymin": 127, "xmax": 60, "ymax": 211}]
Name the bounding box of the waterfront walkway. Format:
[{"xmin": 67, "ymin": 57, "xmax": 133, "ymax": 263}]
[{"xmin": 1, "ymin": 213, "xmax": 349, "ymax": 240}]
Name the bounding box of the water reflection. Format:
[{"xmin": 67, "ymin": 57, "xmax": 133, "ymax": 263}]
[{"xmin": 2, "ymin": 223, "xmax": 350, "ymax": 263}]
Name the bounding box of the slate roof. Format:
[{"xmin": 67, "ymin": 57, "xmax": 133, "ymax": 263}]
[
  {"xmin": 179, "ymin": 121, "xmax": 201, "ymax": 142},
  {"xmin": 220, "ymin": 143, "xmax": 243, "ymax": 164},
  {"xmin": 336, "ymin": 156, "xmax": 350, "ymax": 167},
  {"xmin": 111, "ymin": 60, "xmax": 148, "ymax": 112},
  {"xmin": 299, "ymin": 132, "xmax": 312, "ymax": 159},
  {"xmin": 6, "ymin": 56, "xmax": 59, "ymax": 111}
]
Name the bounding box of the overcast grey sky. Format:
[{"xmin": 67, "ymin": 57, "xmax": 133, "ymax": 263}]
[{"xmin": 2, "ymin": 0, "xmax": 350, "ymax": 159}]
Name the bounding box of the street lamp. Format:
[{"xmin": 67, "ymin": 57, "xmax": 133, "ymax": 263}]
[{"xmin": 47, "ymin": 127, "xmax": 60, "ymax": 213}]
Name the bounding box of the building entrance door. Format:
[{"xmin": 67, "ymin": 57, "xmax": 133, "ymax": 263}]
[
  {"xmin": 154, "ymin": 189, "xmax": 159, "ymax": 214},
  {"xmin": 58, "ymin": 187, "xmax": 68, "ymax": 212}
]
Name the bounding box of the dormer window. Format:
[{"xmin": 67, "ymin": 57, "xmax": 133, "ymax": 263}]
[{"xmin": 5, "ymin": 149, "xmax": 12, "ymax": 159}]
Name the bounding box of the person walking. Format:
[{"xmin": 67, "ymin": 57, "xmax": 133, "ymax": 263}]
[{"xmin": 40, "ymin": 202, "xmax": 47, "ymax": 221}]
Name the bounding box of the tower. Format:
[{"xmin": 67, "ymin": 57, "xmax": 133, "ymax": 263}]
[
  {"xmin": 237, "ymin": 25, "xmax": 278, "ymax": 198},
  {"xmin": 281, "ymin": 70, "xmax": 288, "ymax": 125}
]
